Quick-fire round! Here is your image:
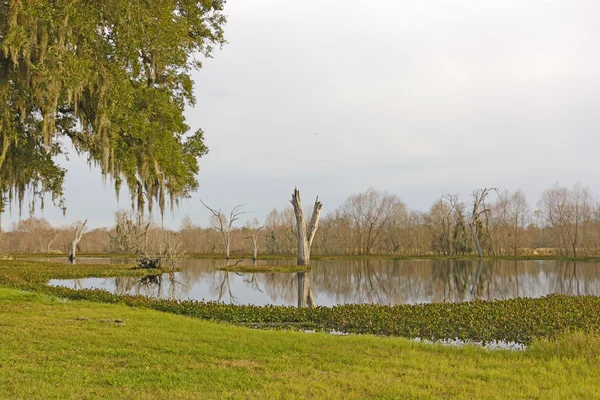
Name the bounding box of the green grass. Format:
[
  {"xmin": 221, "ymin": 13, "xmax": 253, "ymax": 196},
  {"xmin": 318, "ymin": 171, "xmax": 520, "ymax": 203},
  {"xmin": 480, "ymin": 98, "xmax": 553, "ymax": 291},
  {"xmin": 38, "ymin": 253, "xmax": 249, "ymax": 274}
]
[
  {"xmin": 217, "ymin": 264, "xmax": 309, "ymax": 273},
  {"xmin": 0, "ymin": 260, "xmax": 156, "ymax": 288},
  {"xmin": 1, "ymin": 287, "xmax": 600, "ymax": 399}
]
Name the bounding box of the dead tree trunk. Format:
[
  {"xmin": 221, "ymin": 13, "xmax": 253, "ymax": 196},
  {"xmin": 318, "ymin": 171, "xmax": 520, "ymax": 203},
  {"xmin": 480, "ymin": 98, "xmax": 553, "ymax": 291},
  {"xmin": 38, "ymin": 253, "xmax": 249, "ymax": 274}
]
[
  {"xmin": 290, "ymin": 188, "xmax": 322, "ymax": 266},
  {"xmin": 250, "ymin": 236, "xmax": 257, "ymax": 261},
  {"xmin": 469, "ymin": 222, "xmax": 483, "ymax": 258},
  {"xmin": 201, "ymin": 200, "xmax": 245, "ymax": 261},
  {"xmin": 46, "ymin": 233, "xmax": 59, "ymax": 253},
  {"xmin": 69, "ymin": 220, "xmax": 87, "ymax": 262},
  {"xmin": 244, "ymin": 226, "xmax": 263, "ymax": 261},
  {"xmin": 42, "ymin": 233, "xmax": 58, "ymax": 254}
]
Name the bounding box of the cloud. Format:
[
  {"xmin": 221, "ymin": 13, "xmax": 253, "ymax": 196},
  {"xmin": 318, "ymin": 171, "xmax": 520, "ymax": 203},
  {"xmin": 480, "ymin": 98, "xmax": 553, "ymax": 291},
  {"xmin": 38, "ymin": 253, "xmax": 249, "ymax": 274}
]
[{"xmin": 4, "ymin": 0, "xmax": 600, "ymax": 229}]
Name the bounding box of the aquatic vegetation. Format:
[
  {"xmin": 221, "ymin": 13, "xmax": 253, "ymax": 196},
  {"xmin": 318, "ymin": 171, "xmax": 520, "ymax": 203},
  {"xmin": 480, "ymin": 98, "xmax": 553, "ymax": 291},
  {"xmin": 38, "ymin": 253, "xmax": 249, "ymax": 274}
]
[{"xmin": 2, "ymin": 260, "xmax": 600, "ymax": 345}]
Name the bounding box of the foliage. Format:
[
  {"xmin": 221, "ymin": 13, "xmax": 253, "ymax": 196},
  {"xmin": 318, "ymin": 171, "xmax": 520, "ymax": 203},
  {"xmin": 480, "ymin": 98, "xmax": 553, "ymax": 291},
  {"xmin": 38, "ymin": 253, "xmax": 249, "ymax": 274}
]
[
  {"xmin": 137, "ymin": 255, "xmax": 161, "ymax": 270},
  {"xmin": 0, "ymin": 0, "xmax": 225, "ymax": 214},
  {"xmin": 2, "ymin": 260, "xmax": 600, "ymax": 345}
]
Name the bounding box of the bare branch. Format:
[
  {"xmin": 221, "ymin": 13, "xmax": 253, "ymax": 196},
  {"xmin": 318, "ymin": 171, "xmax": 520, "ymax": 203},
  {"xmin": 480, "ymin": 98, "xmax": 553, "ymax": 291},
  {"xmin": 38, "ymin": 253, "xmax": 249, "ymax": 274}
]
[
  {"xmin": 307, "ymin": 196, "xmax": 323, "ymax": 247},
  {"xmin": 200, "ymin": 199, "xmax": 225, "ymax": 233},
  {"xmin": 228, "ymin": 204, "xmax": 247, "ymax": 230}
]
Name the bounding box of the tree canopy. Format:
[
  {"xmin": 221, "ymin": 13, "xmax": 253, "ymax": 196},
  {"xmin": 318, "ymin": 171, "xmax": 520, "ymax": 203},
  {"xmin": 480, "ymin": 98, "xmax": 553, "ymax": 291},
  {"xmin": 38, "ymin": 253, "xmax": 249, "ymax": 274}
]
[{"xmin": 0, "ymin": 0, "xmax": 226, "ymax": 215}]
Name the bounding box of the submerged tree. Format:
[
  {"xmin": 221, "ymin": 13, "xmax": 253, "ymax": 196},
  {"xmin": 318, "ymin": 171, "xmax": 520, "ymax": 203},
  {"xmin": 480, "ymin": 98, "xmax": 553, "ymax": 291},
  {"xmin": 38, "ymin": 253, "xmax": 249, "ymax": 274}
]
[
  {"xmin": 68, "ymin": 219, "xmax": 87, "ymax": 262},
  {"xmin": 243, "ymin": 219, "xmax": 263, "ymax": 261},
  {"xmin": 290, "ymin": 188, "xmax": 322, "ymax": 266},
  {"xmin": 0, "ymin": 0, "xmax": 225, "ymax": 215},
  {"xmin": 201, "ymin": 200, "xmax": 246, "ymax": 260}
]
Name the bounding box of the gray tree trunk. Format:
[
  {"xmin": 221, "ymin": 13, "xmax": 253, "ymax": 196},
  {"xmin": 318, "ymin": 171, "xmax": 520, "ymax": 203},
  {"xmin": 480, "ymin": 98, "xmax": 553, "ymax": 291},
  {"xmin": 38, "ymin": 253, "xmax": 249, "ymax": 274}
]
[
  {"xmin": 291, "ymin": 188, "xmax": 322, "ymax": 266},
  {"xmin": 469, "ymin": 222, "xmax": 483, "ymax": 258},
  {"xmin": 47, "ymin": 233, "xmax": 58, "ymax": 253},
  {"xmin": 69, "ymin": 220, "xmax": 87, "ymax": 262},
  {"xmin": 250, "ymin": 236, "xmax": 258, "ymax": 261}
]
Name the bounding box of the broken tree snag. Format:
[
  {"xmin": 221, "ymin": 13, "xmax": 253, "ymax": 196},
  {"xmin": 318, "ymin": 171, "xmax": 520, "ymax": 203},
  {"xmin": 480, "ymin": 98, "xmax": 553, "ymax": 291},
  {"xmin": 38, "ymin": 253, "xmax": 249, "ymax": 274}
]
[
  {"xmin": 290, "ymin": 188, "xmax": 323, "ymax": 266},
  {"xmin": 68, "ymin": 219, "xmax": 87, "ymax": 262}
]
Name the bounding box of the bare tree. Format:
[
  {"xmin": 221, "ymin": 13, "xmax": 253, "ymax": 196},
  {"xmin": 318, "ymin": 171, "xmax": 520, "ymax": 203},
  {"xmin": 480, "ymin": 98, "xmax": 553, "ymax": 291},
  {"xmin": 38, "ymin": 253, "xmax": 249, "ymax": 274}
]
[
  {"xmin": 154, "ymin": 229, "xmax": 188, "ymax": 272},
  {"xmin": 426, "ymin": 194, "xmax": 469, "ymax": 256},
  {"xmin": 107, "ymin": 210, "xmax": 151, "ymax": 254},
  {"xmin": 68, "ymin": 220, "xmax": 87, "ymax": 262},
  {"xmin": 290, "ymin": 188, "xmax": 323, "ymax": 266},
  {"xmin": 201, "ymin": 200, "xmax": 246, "ymax": 260},
  {"xmin": 508, "ymin": 189, "xmax": 530, "ymax": 256},
  {"xmin": 264, "ymin": 207, "xmax": 296, "ymax": 254},
  {"xmin": 244, "ymin": 222, "xmax": 264, "ymax": 261},
  {"xmin": 539, "ymin": 183, "xmax": 592, "ymax": 257},
  {"xmin": 341, "ymin": 187, "xmax": 406, "ymax": 254},
  {"xmin": 469, "ymin": 188, "xmax": 498, "ymax": 258}
]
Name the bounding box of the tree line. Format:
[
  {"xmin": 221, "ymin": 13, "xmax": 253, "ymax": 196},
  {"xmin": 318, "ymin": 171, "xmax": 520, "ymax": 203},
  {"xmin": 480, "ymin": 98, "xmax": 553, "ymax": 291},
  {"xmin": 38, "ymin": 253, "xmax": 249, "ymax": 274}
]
[{"xmin": 3, "ymin": 182, "xmax": 600, "ymax": 258}]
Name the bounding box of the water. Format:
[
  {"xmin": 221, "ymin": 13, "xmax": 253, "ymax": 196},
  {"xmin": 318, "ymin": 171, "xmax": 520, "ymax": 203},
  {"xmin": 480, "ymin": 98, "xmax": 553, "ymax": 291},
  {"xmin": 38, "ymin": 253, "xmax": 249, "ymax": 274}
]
[{"xmin": 47, "ymin": 258, "xmax": 600, "ymax": 307}]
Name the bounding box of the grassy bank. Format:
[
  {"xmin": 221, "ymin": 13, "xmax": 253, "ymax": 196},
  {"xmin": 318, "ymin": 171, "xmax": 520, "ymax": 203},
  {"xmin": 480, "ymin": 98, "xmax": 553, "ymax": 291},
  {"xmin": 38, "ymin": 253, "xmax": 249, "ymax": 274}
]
[{"xmin": 1, "ymin": 287, "xmax": 600, "ymax": 399}]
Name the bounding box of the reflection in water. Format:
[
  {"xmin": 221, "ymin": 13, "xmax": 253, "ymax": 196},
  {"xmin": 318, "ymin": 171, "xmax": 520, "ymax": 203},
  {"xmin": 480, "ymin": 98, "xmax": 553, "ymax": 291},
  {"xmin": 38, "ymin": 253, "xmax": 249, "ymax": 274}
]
[
  {"xmin": 215, "ymin": 271, "xmax": 237, "ymax": 304},
  {"xmin": 297, "ymin": 272, "xmax": 315, "ymax": 308},
  {"xmin": 110, "ymin": 272, "xmax": 188, "ymax": 299},
  {"xmin": 48, "ymin": 258, "xmax": 600, "ymax": 307}
]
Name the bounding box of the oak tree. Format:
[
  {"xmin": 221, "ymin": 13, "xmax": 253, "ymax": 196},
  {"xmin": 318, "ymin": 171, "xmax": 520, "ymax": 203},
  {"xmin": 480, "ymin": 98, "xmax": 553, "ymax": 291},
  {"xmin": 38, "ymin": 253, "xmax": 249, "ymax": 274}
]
[{"xmin": 0, "ymin": 0, "xmax": 225, "ymax": 214}]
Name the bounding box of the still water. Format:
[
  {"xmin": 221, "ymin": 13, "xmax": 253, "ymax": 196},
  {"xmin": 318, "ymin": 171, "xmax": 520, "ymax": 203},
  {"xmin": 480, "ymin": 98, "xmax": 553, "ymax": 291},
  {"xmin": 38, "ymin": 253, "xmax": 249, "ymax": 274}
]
[{"xmin": 48, "ymin": 258, "xmax": 600, "ymax": 307}]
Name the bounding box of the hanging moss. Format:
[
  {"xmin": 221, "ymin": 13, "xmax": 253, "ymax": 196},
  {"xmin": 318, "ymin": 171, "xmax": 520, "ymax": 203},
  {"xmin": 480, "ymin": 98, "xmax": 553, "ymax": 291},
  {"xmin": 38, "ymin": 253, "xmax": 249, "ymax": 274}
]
[{"xmin": 0, "ymin": 0, "xmax": 224, "ymax": 214}]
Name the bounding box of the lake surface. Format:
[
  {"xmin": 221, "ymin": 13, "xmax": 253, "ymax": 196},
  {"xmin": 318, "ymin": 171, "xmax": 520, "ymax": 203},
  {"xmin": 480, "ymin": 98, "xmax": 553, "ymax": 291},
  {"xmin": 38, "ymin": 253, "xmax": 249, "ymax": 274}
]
[{"xmin": 48, "ymin": 258, "xmax": 600, "ymax": 307}]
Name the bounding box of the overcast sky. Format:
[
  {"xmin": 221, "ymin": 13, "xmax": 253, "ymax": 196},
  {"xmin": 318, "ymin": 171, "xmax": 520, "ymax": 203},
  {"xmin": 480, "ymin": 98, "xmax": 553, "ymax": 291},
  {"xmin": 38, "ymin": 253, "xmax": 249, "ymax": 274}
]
[{"xmin": 3, "ymin": 0, "xmax": 600, "ymax": 230}]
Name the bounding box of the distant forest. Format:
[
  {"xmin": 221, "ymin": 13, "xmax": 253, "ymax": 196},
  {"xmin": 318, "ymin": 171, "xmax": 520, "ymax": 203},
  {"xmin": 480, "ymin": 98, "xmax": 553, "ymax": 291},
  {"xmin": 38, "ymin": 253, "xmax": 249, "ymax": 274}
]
[{"xmin": 3, "ymin": 182, "xmax": 598, "ymax": 258}]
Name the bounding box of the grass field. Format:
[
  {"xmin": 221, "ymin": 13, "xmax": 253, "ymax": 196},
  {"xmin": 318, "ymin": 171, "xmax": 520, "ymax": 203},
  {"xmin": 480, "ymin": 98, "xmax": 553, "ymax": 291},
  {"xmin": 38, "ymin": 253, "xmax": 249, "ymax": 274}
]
[
  {"xmin": 1, "ymin": 287, "xmax": 600, "ymax": 399},
  {"xmin": 2, "ymin": 259, "xmax": 600, "ymax": 398}
]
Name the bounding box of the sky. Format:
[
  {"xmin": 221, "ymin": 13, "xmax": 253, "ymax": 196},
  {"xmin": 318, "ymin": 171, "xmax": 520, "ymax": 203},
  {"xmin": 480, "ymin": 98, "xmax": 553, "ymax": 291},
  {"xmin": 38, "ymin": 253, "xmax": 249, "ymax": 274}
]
[{"xmin": 3, "ymin": 0, "xmax": 600, "ymax": 230}]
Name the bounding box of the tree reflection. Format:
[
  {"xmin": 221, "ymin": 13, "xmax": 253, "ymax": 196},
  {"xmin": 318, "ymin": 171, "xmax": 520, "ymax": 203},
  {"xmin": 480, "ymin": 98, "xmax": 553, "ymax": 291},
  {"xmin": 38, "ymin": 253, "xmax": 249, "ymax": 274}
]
[
  {"xmin": 215, "ymin": 271, "xmax": 237, "ymax": 303},
  {"xmin": 244, "ymin": 273, "xmax": 264, "ymax": 293},
  {"xmin": 66, "ymin": 258, "xmax": 600, "ymax": 306},
  {"xmin": 297, "ymin": 271, "xmax": 315, "ymax": 307}
]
